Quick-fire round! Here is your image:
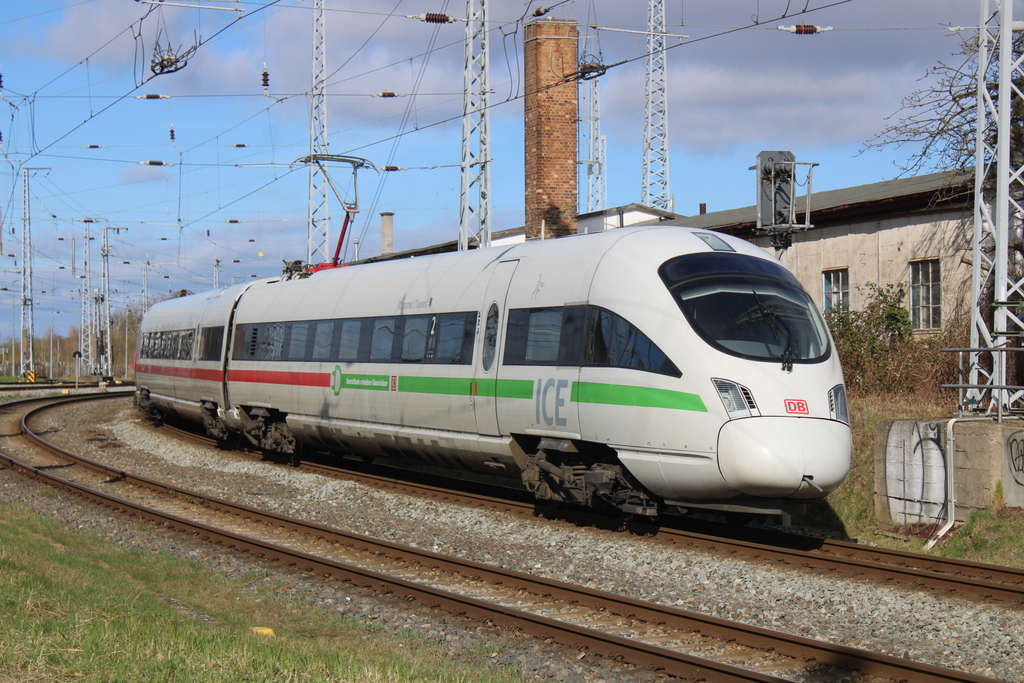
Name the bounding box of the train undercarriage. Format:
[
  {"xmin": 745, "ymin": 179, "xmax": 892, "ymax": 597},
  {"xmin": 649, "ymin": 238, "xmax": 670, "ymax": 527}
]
[{"xmin": 137, "ymin": 392, "xmax": 661, "ymax": 517}]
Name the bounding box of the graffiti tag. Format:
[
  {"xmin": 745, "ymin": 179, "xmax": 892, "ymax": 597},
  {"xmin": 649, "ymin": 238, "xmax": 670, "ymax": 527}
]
[{"xmin": 1007, "ymin": 432, "xmax": 1024, "ymax": 487}]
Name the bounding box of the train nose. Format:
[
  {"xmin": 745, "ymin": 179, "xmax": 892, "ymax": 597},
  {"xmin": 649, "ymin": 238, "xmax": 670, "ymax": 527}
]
[{"xmin": 717, "ymin": 417, "xmax": 851, "ymax": 497}]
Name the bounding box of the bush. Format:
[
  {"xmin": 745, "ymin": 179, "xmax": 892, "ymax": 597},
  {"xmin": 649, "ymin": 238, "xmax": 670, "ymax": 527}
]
[{"xmin": 825, "ymin": 283, "xmax": 964, "ymax": 396}]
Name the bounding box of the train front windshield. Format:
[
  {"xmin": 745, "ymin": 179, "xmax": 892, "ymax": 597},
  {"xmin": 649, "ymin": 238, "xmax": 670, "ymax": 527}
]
[{"xmin": 659, "ymin": 252, "xmax": 830, "ymax": 365}]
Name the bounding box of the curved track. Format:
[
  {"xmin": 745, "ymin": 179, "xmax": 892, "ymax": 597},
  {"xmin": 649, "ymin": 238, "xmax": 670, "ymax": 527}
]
[
  {"xmin": 161, "ymin": 419, "xmax": 1024, "ymax": 607},
  {"xmin": 0, "ymin": 394, "xmax": 1008, "ymax": 682}
]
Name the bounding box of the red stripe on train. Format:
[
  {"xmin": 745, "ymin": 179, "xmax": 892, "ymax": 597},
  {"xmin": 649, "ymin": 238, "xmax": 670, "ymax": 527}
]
[
  {"xmin": 226, "ymin": 369, "xmax": 330, "ymax": 387},
  {"xmin": 136, "ymin": 364, "xmax": 329, "ymax": 388},
  {"xmin": 135, "ymin": 364, "xmax": 223, "ymax": 381}
]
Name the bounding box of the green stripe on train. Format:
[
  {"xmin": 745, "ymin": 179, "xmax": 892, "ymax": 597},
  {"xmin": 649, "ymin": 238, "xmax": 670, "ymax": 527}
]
[
  {"xmin": 333, "ymin": 371, "xmax": 535, "ymax": 399},
  {"xmin": 335, "ymin": 372, "xmax": 705, "ymax": 412},
  {"xmin": 398, "ymin": 376, "xmax": 534, "ymax": 398},
  {"xmin": 570, "ymin": 381, "xmax": 707, "ymax": 412}
]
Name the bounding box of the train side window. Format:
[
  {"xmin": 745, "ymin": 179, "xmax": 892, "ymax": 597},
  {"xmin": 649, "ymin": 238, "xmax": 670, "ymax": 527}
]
[
  {"xmin": 285, "ymin": 322, "xmax": 311, "ymax": 361},
  {"xmin": 460, "ymin": 312, "xmax": 477, "ymax": 364},
  {"xmin": 585, "ymin": 307, "xmax": 681, "ymax": 377},
  {"xmin": 257, "ymin": 322, "xmax": 284, "ymax": 361},
  {"xmin": 156, "ymin": 331, "xmax": 169, "ymax": 359},
  {"xmin": 436, "ymin": 312, "xmax": 476, "ymax": 365},
  {"xmin": 525, "ymin": 309, "xmax": 562, "ymax": 363},
  {"xmin": 504, "ymin": 307, "xmax": 563, "ymax": 365},
  {"xmin": 558, "ymin": 306, "xmax": 586, "ymax": 366},
  {"xmin": 401, "ymin": 315, "xmax": 433, "ymax": 362},
  {"xmin": 311, "ymin": 320, "xmax": 335, "ymax": 361},
  {"xmin": 337, "ymin": 319, "xmax": 362, "ymax": 361},
  {"xmin": 370, "ymin": 317, "xmax": 396, "ymax": 361},
  {"xmin": 482, "ymin": 305, "xmax": 499, "ymax": 370},
  {"xmin": 197, "ymin": 326, "xmax": 224, "ymax": 361},
  {"xmin": 174, "ymin": 329, "xmax": 195, "ymax": 361},
  {"xmin": 232, "ymin": 323, "xmax": 257, "ymax": 360}
]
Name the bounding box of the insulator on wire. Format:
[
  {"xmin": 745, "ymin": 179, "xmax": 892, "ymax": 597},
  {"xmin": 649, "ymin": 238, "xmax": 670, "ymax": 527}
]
[
  {"xmin": 261, "ymin": 63, "xmax": 270, "ymax": 89},
  {"xmin": 139, "ymin": 160, "xmax": 172, "ymax": 166},
  {"xmin": 169, "ymin": 124, "xmax": 176, "ymax": 142},
  {"xmin": 416, "ymin": 12, "xmax": 457, "ymax": 23},
  {"xmin": 778, "ymin": 24, "xmax": 832, "ymax": 34},
  {"xmin": 383, "ymin": 165, "xmax": 403, "ymax": 172},
  {"xmin": 533, "ymin": 6, "xmax": 551, "ymax": 17},
  {"xmin": 377, "ymin": 91, "xmax": 399, "ymax": 98}
]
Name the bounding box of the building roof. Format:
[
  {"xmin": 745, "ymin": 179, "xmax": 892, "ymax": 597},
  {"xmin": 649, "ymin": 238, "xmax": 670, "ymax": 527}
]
[
  {"xmin": 576, "ymin": 202, "xmax": 680, "ymax": 222},
  {"xmin": 641, "ymin": 169, "xmax": 973, "ymax": 233},
  {"xmin": 361, "ymin": 170, "xmax": 973, "ymax": 264}
]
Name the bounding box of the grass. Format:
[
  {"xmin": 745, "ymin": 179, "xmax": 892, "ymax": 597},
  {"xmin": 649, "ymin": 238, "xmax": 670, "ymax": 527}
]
[
  {"xmin": 0, "ymin": 501, "xmax": 525, "ymax": 683},
  {"xmin": 795, "ymin": 391, "xmax": 1024, "ymax": 569}
]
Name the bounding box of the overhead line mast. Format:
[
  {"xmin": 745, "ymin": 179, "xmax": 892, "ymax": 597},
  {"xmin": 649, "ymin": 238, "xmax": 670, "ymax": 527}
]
[
  {"xmin": 458, "ymin": 0, "xmax": 490, "ymax": 250},
  {"xmin": 642, "ymin": 0, "xmax": 671, "ymax": 211},
  {"xmin": 307, "ymin": 0, "xmax": 329, "ymax": 264},
  {"xmin": 967, "ymin": 0, "xmax": 1024, "ymax": 415},
  {"xmin": 20, "ymin": 168, "xmax": 48, "ymax": 378},
  {"xmin": 580, "ymin": 70, "xmax": 607, "ymax": 214}
]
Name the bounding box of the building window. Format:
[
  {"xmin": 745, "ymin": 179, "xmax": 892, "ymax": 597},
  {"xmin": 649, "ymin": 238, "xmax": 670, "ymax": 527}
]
[
  {"xmin": 822, "ymin": 269, "xmax": 849, "ymax": 312},
  {"xmin": 910, "ymin": 259, "xmax": 941, "ymax": 329}
]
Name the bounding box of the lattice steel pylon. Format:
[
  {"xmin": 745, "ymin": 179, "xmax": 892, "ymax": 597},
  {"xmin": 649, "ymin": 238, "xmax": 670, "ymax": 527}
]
[
  {"xmin": 968, "ymin": 0, "xmax": 1024, "ymax": 413},
  {"xmin": 580, "ymin": 77, "xmax": 607, "ymax": 214},
  {"xmin": 641, "ymin": 0, "xmax": 670, "ymax": 211},
  {"xmin": 20, "ymin": 168, "xmax": 50, "ymax": 377},
  {"xmin": 20, "ymin": 169, "xmax": 34, "ymax": 376},
  {"xmin": 458, "ymin": 0, "xmax": 490, "ymax": 250},
  {"xmin": 307, "ymin": 0, "xmax": 329, "ymax": 264},
  {"xmin": 79, "ymin": 220, "xmax": 96, "ymax": 375},
  {"xmin": 97, "ymin": 227, "xmax": 123, "ymax": 377}
]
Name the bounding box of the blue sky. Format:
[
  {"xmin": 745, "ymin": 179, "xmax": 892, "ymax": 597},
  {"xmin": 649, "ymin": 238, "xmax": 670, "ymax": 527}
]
[{"xmin": 0, "ymin": 0, "xmax": 988, "ymax": 338}]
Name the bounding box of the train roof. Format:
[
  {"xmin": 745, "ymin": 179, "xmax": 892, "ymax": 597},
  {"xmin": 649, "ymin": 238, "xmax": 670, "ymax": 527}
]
[{"xmin": 145, "ymin": 225, "xmax": 776, "ymax": 320}]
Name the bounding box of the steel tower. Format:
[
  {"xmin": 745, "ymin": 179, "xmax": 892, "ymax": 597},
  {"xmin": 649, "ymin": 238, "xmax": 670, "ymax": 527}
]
[
  {"xmin": 580, "ymin": 77, "xmax": 607, "ymax": 214},
  {"xmin": 967, "ymin": 0, "xmax": 1024, "ymax": 414},
  {"xmin": 307, "ymin": 0, "xmax": 329, "ymax": 264},
  {"xmin": 458, "ymin": 0, "xmax": 491, "ymax": 250},
  {"xmin": 642, "ymin": 0, "xmax": 670, "ymax": 211},
  {"xmin": 79, "ymin": 220, "xmax": 95, "ymax": 375}
]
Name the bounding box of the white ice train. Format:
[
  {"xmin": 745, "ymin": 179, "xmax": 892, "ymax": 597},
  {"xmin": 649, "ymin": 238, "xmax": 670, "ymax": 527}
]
[{"xmin": 134, "ymin": 225, "xmax": 851, "ymax": 518}]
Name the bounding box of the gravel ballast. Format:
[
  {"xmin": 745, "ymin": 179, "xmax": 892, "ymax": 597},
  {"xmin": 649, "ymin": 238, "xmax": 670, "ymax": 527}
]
[{"xmin": 5, "ymin": 397, "xmax": 1024, "ymax": 682}]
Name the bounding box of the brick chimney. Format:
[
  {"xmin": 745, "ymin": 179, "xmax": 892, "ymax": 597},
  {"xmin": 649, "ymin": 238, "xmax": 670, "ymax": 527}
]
[{"xmin": 524, "ymin": 18, "xmax": 578, "ymax": 239}]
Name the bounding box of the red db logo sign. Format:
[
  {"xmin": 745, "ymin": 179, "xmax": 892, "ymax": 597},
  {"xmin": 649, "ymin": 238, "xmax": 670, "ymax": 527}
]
[
  {"xmin": 784, "ymin": 399, "xmax": 809, "ymax": 415},
  {"xmin": 390, "ymin": 375, "xmax": 398, "ymax": 391}
]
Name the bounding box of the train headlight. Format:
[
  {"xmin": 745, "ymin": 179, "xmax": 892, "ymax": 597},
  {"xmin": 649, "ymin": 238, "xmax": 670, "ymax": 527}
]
[
  {"xmin": 829, "ymin": 384, "xmax": 849, "ymax": 424},
  {"xmin": 712, "ymin": 378, "xmax": 758, "ymax": 419}
]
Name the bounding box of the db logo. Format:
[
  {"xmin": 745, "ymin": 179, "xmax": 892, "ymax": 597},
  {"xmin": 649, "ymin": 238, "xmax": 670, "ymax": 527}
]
[
  {"xmin": 784, "ymin": 399, "xmax": 809, "ymax": 415},
  {"xmin": 390, "ymin": 375, "xmax": 398, "ymax": 391}
]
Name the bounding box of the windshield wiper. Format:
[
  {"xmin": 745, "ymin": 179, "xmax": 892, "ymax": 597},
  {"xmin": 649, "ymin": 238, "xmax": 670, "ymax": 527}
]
[{"xmin": 752, "ymin": 290, "xmax": 794, "ymax": 371}]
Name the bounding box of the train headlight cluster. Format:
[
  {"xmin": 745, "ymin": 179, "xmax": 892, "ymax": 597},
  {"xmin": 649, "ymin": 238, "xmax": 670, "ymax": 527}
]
[
  {"xmin": 712, "ymin": 378, "xmax": 759, "ymax": 419},
  {"xmin": 828, "ymin": 384, "xmax": 849, "ymax": 424}
]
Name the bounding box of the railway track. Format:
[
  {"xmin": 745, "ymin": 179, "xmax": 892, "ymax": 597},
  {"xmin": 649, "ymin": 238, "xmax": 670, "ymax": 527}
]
[
  {"xmin": 161, "ymin": 418, "xmax": 1024, "ymax": 608},
  {"xmin": 0, "ymin": 381, "xmax": 133, "ymax": 393},
  {"xmin": 0, "ymin": 393, "xmax": 1009, "ymax": 683}
]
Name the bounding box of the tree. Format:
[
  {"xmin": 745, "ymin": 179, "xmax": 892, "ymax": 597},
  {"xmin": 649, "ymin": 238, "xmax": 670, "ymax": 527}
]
[
  {"xmin": 862, "ymin": 32, "xmax": 1024, "ymax": 178},
  {"xmin": 862, "ymin": 37, "xmax": 978, "ymax": 176}
]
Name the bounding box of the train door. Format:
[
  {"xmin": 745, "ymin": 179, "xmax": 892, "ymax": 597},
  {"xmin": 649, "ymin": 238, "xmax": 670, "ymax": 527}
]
[{"xmin": 473, "ymin": 259, "xmax": 519, "ymax": 436}]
